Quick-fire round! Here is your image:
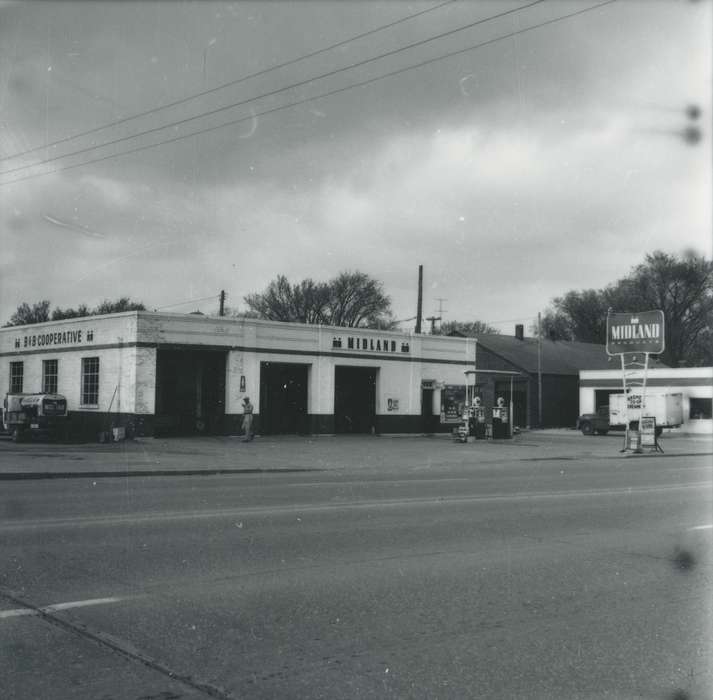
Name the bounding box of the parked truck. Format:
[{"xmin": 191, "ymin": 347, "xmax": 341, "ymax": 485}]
[
  {"xmin": 577, "ymin": 392, "xmax": 684, "ymax": 436},
  {"xmin": 2, "ymin": 393, "xmax": 69, "ymax": 442}
]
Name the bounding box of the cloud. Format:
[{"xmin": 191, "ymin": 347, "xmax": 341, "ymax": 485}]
[
  {"xmin": 78, "ymin": 174, "xmax": 133, "ymax": 208},
  {"xmin": 1, "ymin": 0, "xmax": 709, "ymax": 329}
]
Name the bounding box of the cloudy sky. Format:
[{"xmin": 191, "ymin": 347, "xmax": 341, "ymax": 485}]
[{"xmin": 0, "ymin": 0, "xmax": 710, "ymax": 333}]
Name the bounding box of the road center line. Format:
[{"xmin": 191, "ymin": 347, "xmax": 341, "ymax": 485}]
[
  {"xmin": 0, "ymin": 596, "xmax": 123, "ymax": 620},
  {"xmin": 687, "ymin": 524, "xmax": 713, "ymax": 531},
  {"xmin": 1, "ymin": 481, "xmax": 710, "ymax": 532}
]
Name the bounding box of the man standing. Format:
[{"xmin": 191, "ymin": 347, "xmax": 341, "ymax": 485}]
[{"xmin": 241, "ymin": 397, "xmax": 254, "ymax": 442}]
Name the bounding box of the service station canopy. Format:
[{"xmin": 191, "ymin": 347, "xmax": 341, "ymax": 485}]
[{"xmin": 606, "ymin": 310, "xmax": 665, "ymax": 356}]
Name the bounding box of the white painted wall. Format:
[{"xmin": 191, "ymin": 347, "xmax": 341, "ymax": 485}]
[
  {"xmin": 1, "ymin": 313, "xmax": 481, "ymax": 423},
  {"xmin": 0, "ymin": 314, "xmax": 143, "ymax": 415}
]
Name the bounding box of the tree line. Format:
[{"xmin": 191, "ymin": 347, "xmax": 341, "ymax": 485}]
[
  {"xmin": 4, "ymin": 251, "xmax": 711, "ymax": 367},
  {"xmin": 537, "ymin": 251, "xmax": 712, "ymax": 367},
  {"xmin": 4, "ymin": 298, "xmax": 146, "ymax": 327}
]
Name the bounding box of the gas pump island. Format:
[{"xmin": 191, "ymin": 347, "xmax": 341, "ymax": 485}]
[{"xmin": 457, "ymin": 368, "xmax": 521, "ymax": 442}]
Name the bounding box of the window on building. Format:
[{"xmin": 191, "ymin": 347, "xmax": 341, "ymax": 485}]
[
  {"xmin": 9, "ymin": 362, "xmax": 23, "ymax": 393},
  {"xmin": 689, "ymin": 398, "xmax": 712, "ymax": 420},
  {"xmin": 43, "ymin": 359, "xmax": 58, "ymax": 394},
  {"xmin": 81, "ymin": 357, "xmax": 100, "ymax": 406}
]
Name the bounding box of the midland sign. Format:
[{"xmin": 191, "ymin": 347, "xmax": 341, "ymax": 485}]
[{"xmin": 606, "ymin": 310, "xmax": 665, "ymax": 355}]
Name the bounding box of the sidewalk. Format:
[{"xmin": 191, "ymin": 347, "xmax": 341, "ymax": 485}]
[{"xmin": 0, "ymin": 430, "xmax": 710, "ymax": 478}]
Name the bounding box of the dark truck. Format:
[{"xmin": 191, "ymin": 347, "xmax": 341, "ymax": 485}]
[
  {"xmin": 576, "ymin": 405, "xmax": 611, "ymax": 435},
  {"xmin": 2, "ymin": 393, "xmax": 69, "ymax": 442}
]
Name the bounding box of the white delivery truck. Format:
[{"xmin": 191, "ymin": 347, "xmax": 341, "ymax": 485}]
[
  {"xmin": 608, "ymin": 392, "xmax": 684, "ymax": 435},
  {"xmin": 578, "ymin": 392, "xmax": 684, "ymax": 436}
]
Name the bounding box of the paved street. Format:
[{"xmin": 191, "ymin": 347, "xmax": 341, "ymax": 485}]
[{"xmin": 1, "ymin": 432, "xmax": 711, "ymax": 700}]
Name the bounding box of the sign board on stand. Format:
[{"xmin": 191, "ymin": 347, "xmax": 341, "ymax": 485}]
[
  {"xmin": 639, "ymin": 416, "xmax": 657, "ymax": 448},
  {"xmin": 441, "ymin": 385, "xmax": 466, "ymax": 424},
  {"xmin": 606, "ymin": 309, "xmax": 665, "ymax": 455}
]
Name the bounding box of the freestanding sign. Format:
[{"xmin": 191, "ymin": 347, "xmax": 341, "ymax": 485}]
[
  {"xmin": 605, "ymin": 309, "xmax": 666, "ymax": 454},
  {"xmin": 639, "ymin": 416, "xmax": 657, "ymax": 448},
  {"xmin": 441, "ymin": 385, "xmax": 466, "ymax": 424},
  {"xmin": 606, "ymin": 310, "xmax": 665, "ymax": 356}
]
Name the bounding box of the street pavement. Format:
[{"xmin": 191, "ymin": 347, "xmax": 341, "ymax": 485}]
[
  {"xmin": 0, "ymin": 429, "xmax": 711, "ymax": 476},
  {"xmin": 0, "ymin": 431, "xmax": 711, "ymax": 699}
]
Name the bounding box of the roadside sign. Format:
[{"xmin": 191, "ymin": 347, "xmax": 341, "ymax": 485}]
[
  {"xmin": 640, "ymin": 416, "xmax": 657, "ymax": 447},
  {"xmin": 606, "ymin": 310, "xmax": 665, "ymax": 355},
  {"xmin": 441, "ymin": 384, "xmax": 466, "ymax": 424}
]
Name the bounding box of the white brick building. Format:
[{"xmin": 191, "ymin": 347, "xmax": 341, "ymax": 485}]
[{"xmin": 0, "ymin": 312, "xmax": 481, "ymax": 438}]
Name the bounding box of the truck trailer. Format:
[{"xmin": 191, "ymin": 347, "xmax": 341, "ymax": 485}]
[{"xmin": 577, "ymin": 392, "xmax": 684, "ymax": 436}]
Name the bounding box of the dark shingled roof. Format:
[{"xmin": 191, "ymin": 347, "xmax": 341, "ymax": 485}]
[{"xmin": 476, "ymin": 334, "xmax": 665, "ymax": 376}]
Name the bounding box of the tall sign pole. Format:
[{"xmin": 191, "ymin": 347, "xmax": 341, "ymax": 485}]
[{"xmin": 606, "ymin": 310, "xmax": 665, "ymax": 452}]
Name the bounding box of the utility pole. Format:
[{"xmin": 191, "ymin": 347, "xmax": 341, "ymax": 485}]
[
  {"xmin": 425, "ymin": 315, "xmax": 441, "ymax": 334},
  {"xmin": 219, "ymin": 290, "xmax": 226, "ymax": 317},
  {"xmin": 537, "ymin": 311, "xmax": 543, "ymax": 428},
  {"xmin": 415, "ymin": 265, "xmax": 423, "ymax": 334}
]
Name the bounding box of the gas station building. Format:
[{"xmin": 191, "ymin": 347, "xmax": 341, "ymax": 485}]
[
  {"xmin": 0, "ymin": 312, "xmax": 478, "ymax": 439},
  {"xmin": 1, "ymin": 312, "xmax": 633, "ymax": 439}
]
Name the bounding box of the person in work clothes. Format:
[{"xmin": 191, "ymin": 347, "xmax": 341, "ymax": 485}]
[{"xmin": 241, "ymin": 397, "xmax": 254, "ymax": 442}]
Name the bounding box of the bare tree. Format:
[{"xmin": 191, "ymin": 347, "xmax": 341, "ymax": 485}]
[
  {"xmin": 243, "ymin": 276, "xmax": 330, "ymax": 324},
  {"xmin": 324, "ymin": 271, "xmax": 395, "ymax": 328},
  {"xmin": 244, "ymin": 271, "xmax": 396, "ymax": 329}
]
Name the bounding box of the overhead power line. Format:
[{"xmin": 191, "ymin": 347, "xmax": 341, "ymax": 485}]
[
  {"xmin": 1, "ymin": 0, "xmax": 547, "ymax": 177},
  {"xmin": 0, "ymin": 0, "xmax": 617, "ymax": 187},
  {"xmin": 0, "ymin": 0, "xmax": 458, "ymax": 163},
  {"xmin": 156, "ymin": 294, "xmax": 220, "ymax": 310}
]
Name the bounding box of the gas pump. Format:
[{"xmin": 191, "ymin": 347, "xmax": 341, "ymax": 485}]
[
  {"xmin": 457, "ymin": 382, "xmax": 479, "ymax": 442},
  {"xmin": 456, "ymin": 392, "xmax": 471, "ymax": 443},
  {"xmin": 470, "ymin": 396, "xmax": 486, "ymax": 439},
  {"xmin": 492, "ymin": 396, "xmax": 510, "ymax": 439}
]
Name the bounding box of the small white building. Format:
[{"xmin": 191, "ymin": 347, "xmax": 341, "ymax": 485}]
[
  {"xmin": 0, "ymin": 311, "xmax": 482, "ymax": 439},
  {"xmin": 579, "ymin": 367, "xmax": 713, "ymax": 434}
]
